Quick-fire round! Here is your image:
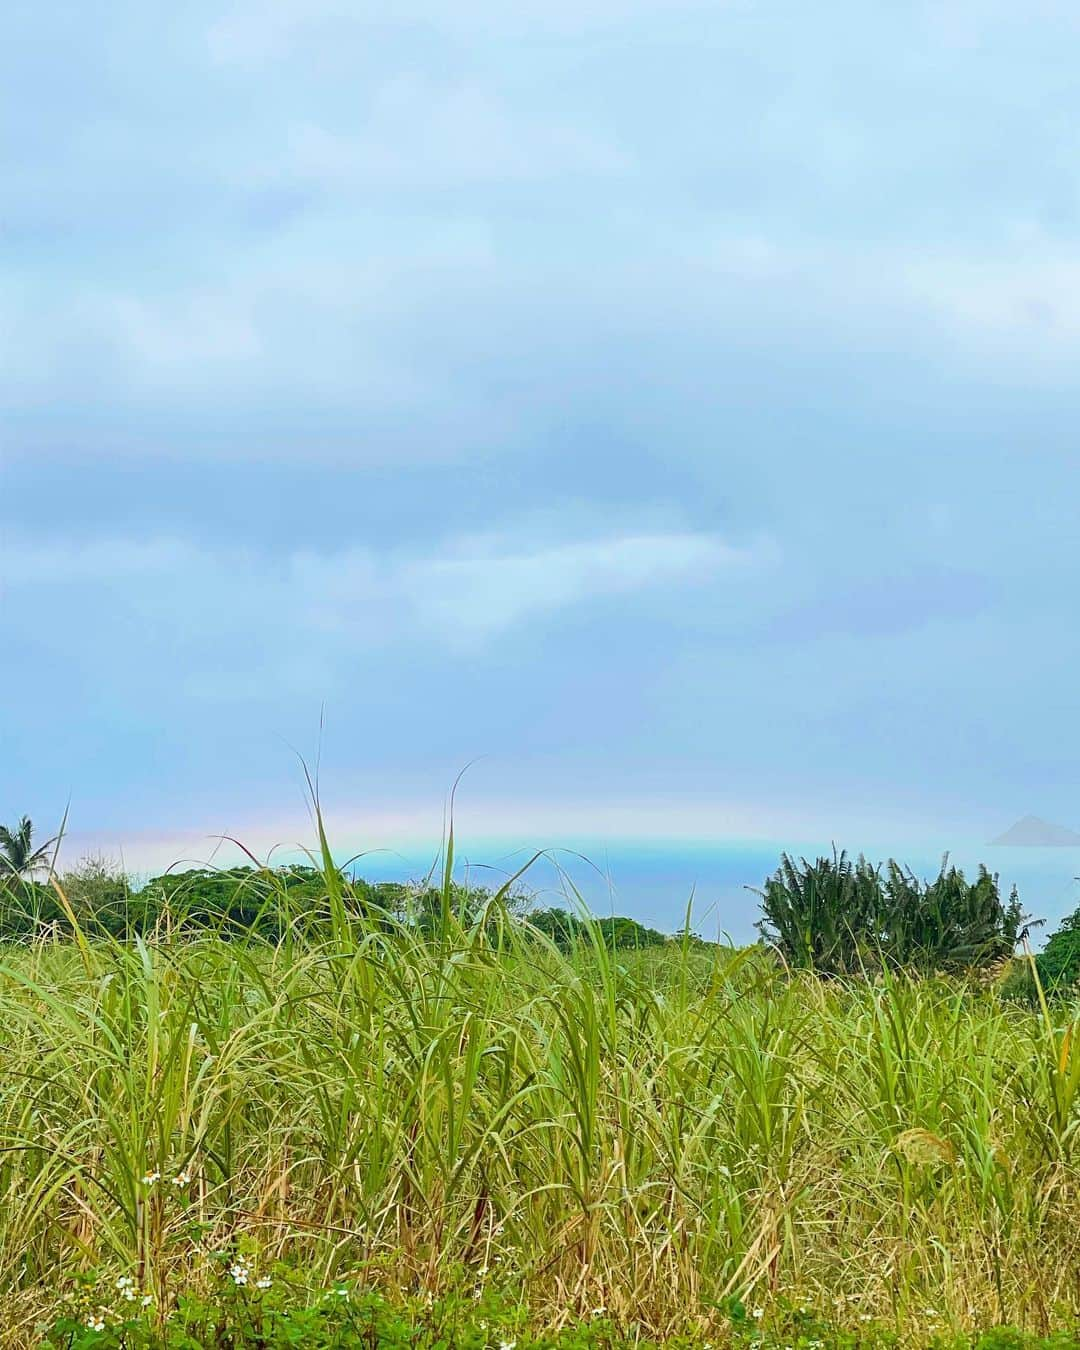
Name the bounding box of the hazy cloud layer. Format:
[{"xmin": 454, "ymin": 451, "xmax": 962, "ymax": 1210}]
[
  {"xmin": 4, "ymin": 2, "xmax": 1080, "ymax": 850},
  {"xmin": 3, "ymin": 525, "xmax": 765, "ymax": 643}
]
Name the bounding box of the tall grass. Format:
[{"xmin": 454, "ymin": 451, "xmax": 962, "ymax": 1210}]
[{"xmin": 0, "ymin": 853, "xmax": 1077, "ymax": 1344}]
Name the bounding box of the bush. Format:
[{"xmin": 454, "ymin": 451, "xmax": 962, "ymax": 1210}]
[
  {"xmin": 527, "ymin": 905, "xmax": 668, "ymax": 952},
  {"xmin": 754, "ymin": 849, "xmax": 1024, "ymax": 977},
  {"xmin": 42, "ymin": 1275, "xmax": 1080, "ymax": 1349},
  {"xmin": 1000, "ymin": 907, "xmax": 1080, "ymax": 1004},
  {"xmin": 1034, "ymin": 907, "xmax": 1080, "ymax": 995},
  {"xmin": 44, "ymin": 1278, "xmax": 624, "ymax": 1349}
]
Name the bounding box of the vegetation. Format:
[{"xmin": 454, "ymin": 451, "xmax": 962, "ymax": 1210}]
[
  {"xmin": 754, "ymin": 851, "xmax": 1026, "ymax": 977},
  {"xmin": 999, "ymin": 902, "xmax": 1080, "ymax": 1006},
  {"xmin": 512, "ymin": 904, "xmax": 667, "ymax": 952},
  {"xmin": 40, "ymin": 1280, "xmax": 1080, "ymax": 1350},
  {"xmin": 0, "ymin": 826, "xmax": 1075, "ymax": 1346},
  {"xmin": 0, "ymin": 856, "xmax": 671, "ymax": 953},
  {"xmin": 1034, "ymin": 906, "xmax": 1080, "ymax": 993},
  {"xmin": 0, "ymin": 815, "xmax": 57, "ymax": 882}
]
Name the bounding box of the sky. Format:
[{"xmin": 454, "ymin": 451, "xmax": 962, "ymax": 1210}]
[{"xmin": 6, "ymin": 1, "xmax": 1080, "ymax": 889}]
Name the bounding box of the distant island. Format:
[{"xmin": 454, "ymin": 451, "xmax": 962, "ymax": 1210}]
[{"xmin": 989, "ymin": 814, "xmax": 1080, "ymax": 846}]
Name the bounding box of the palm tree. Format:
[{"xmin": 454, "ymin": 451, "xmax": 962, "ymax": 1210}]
[{"xmin": 0, "ymin": 816, "xmax": 57, "ymax": 881}]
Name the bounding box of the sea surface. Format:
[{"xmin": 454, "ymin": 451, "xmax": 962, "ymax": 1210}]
[{"xmin": 346, "ymin": 837, "xmax": 1080, "ymax": 948}]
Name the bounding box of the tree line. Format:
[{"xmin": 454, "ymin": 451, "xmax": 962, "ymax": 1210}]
[
  {"xmin": 5, "ymin": 815, "xmax": 1080, "ymax": 989},
  {"xmin": 0, "ymin": 817, "xmax": 670, "ymax": 951}
]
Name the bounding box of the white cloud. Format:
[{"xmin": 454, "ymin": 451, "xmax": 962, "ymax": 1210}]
[
  {"xmin": 2, "ymin": 526, "xmax": 771, "ymax": 670},
  {"xmin": 10, "ymin": 224, "xmax": 1080, "ymax": 457},
  {"xmin": 0, "ymin": 284, "xmax": 266, "ymax": 402},
  {"xmin": 898, "ymin": 251, "xmax": 1080, "ymax": 349},
  {"xmin": 697, "ymin": 233, "xmax": 1080, "ymax": 373},
  {"xmin": 401, "ymin": 531, "xmax": 763, "ymax": 636}
]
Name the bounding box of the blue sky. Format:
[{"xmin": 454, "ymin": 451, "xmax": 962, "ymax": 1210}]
[{"xmin": 5, "ymin": 1, "xmax": 1080, "ymax": 870}]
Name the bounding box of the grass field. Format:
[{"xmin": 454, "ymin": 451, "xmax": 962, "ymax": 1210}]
[{"xmin": 1, "ymin": 854, "xmax": 1079, "ymax": 1347}]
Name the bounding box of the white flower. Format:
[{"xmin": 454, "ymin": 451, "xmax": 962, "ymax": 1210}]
[
  {"xmin": 752, "ymin": 1307, "xmax": 764, "ymax": 1320},
  {"xmin": 499, "ymin": 1341, "xmax": 516, "ymax": 1350},
  {"xmin": 141, "ymin": 1172, "xmax": 160, "ymax": 1187},
  {"xmin": 141, "ymin": 1294, "xmax": 153, "ymax": 1308},
  {"xmin": 229, "ymin": 1262, "xmax": 250, "ymax": 1286},
  {"xmin": 256, "ymin": 1277, "xmax": 272, "ymax": 1290},
  {"xmin": 171, "ymin": 1169, "xmax": 193, "ymax": 1187},
  {"xmin": 87, "ymin": 1314, "xmax": 106, "ymax": 1332}
]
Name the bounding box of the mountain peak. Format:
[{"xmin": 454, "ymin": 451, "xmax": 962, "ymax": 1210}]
[{"xmin": 988, "ymin": 815, "xmax": 1080, "ymax": 847}]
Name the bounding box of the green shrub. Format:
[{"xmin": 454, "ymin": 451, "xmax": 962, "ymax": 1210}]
[
  {"xmin": 45, "ymin": 1276, "xmax": 664, "ymax": 1349},
  {"xmin": 1034, "ymin": 908, "xmax": 1080, "ymax": 995},
  {"xmin": 526, "ymin": 905, "xmax": 668, "ymax": 951},
  {"xmin": 43, "ymin": 1277, "xmax": 1080, "ymax": 1349},
  {"xmin": 754, "ymin": 849, "xmax": 1024, "ymax": 976}
]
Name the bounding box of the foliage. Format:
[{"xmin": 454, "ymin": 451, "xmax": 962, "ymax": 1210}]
[
  {"xmin": 45, "ymin": 1277, "xmax": 647, "ymax": 1348},
  {"xmin": 754, "ymin": 849, "xmax": 1025, "ymax": 976},
  {"xmin": 0, "ymin": 814, "xmax": 56, "ymax": 881},
  {"xmin": 0, "ymin": 865, "xmax": 1072, "ymax": 1344},
  {"xmin": 1034, "ymin": 907, "xmax": 1080, "ymax": 994},
  {"xmin": 0, "ymin": 859, "xmax": 671, "ymax": 953},
  {"xmin": 43, "ymin": 1273, "xmax": 1080, "ymax": 1348},
  {"xmin": 0, "ymin": 821, "xmax": 1077, "ymax": 1344},
  {"xmin": 999, "ymin": 906, "xmax": 1080, "ymax": 1005},
  {"xmin": 526, "ymin": 905, "xmax": 668, "ymax": 951}
]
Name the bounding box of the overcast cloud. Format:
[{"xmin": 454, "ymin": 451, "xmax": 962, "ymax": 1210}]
[{"xmin": 4, "ymin": 1, "xmax": 1080, "ymax": 861}]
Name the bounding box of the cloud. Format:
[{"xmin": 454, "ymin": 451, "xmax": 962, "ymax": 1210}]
[
  {"xmin": 2, "ymin": 526, "xmax": 770, "ymax": 679},
  {"xmin": 12, "ymin": 0, "xmax": 1080, "ymax": 859},
  {"xmin": 766, "ymin": 568, "xmax": 995, "ymax": 642},
  {"xmin": 10, "ymin": 0, "xmax": 1080, "ymax": 480},
  {"xmin": 400, "ymin": 531, "xmax": 766, "ymax": 636},
  {"xmin": 98, "ymin": 292, "xmax": 263, "ymax": 373},
  {"xmin": 0, "ymin": 537, "xmax": 188, "ymax": 586},
  {"xmin": 897, "ymin": 250, "xmax": 1080, "ymax": 358},
  {"xmin": 0, "ymin": 283, "xmax": 266, "ymax": 404},
  {"xmin": 268, "ymin": 80, "xmax": 630, "ymax": 191}
]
